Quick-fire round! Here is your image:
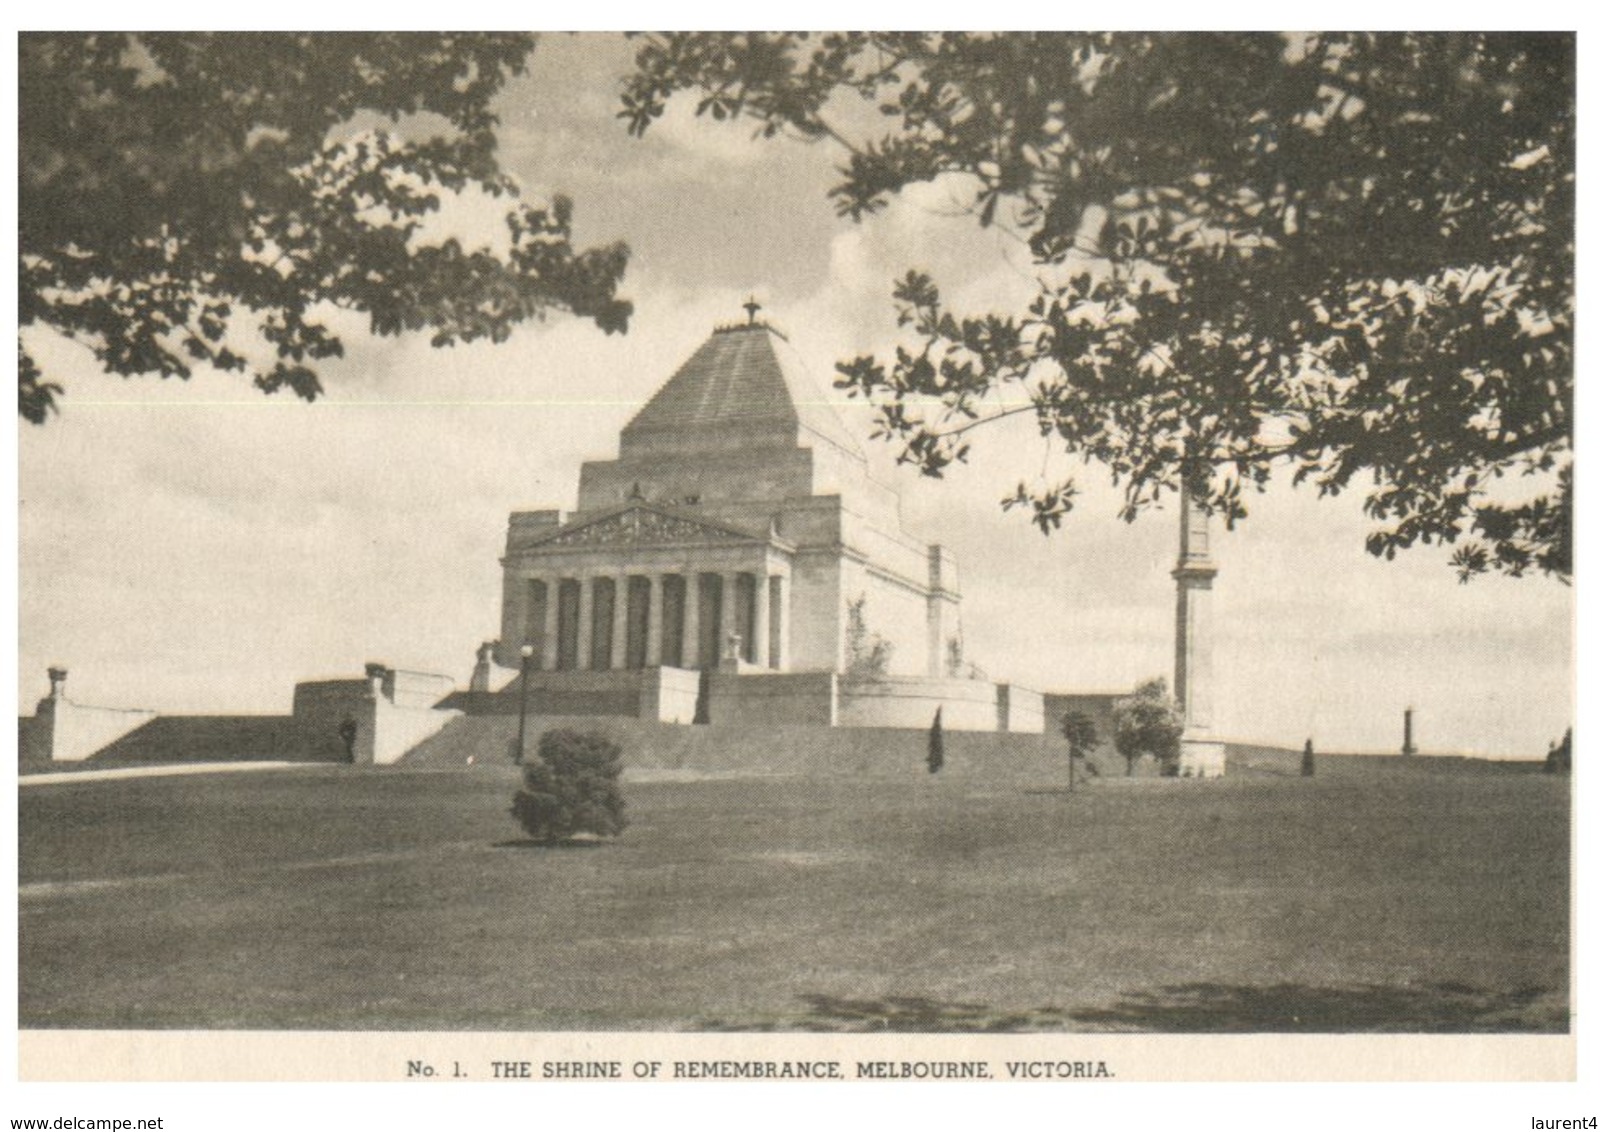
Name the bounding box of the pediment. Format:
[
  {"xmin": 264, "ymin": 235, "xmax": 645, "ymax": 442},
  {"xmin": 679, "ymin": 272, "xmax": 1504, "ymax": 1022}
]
[{"xmin": 518, "ymin": 505, "xmax": 773, "ymax": 553}]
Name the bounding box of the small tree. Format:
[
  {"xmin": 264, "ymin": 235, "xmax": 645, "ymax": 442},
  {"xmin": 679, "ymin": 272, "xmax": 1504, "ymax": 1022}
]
[
  {"xmin": 1301, "ymin": 738, "xmax": 1317, "ymax": 777},
  {"xmin": 1112, "ymin": 678, "xmax": 1183, "ymax": 777},
  {"xmin": 510, "ymin": 729, "xmax": 627, "ymax": 845},
  {"xmin": 927, "ymin": 707, "xmax": 945, "ymax": 774},
  {"xmin": 1060, "ymin": 710, "xmax": 1099, "ymax": 792}
]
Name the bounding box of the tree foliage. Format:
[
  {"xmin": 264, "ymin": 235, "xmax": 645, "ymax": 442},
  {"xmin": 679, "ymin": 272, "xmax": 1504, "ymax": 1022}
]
[
  {"xmin": 1112, "ymin": 678, "xmax": 1183, "ymax": 776},
  {"xmin": 623, "ymin": 32, "xmax": 1573, "ymax": 581},
  {"xmin": 20, "ymin": 32, "xmax": 632, "ymax": 421},
  {"xmin": 510, "ymin": 729, "xmax": 628, "ymax": 845}
]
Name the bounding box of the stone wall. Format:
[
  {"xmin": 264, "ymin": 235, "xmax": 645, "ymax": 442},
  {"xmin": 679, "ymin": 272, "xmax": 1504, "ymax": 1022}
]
[
  {"xmin": 1040, "ymin": 691, "xmax": 1125, "ymax": 764},
  {"xmin": 708, "ymin": 671, "xmax": 838, "ymax": 726},
  {"xmin": 995, "ymin": 683, "xmax": 1046, "ymax": 734},
  {"xmin": 843, "ymin": 559, "xmax": 932, "ymax": 679},
  {"xmin": 788, "ymin": 551, "xmax": 846, "ymax": 673},
  {"xmin": 842, "ymin": 506, "xmax": 933, "ymax": 592},
  {"xmin": 90, "ymin": 715, "xmax": 302, "ymax": 764},
  {"xmin": 291, "ymin": 679, "xmax": 372, "ymax": 761},
  {"xmin": 525, "ymin": 671, "xmax": 646, "ymax": 717},
  {"xmin": 291, "ymin": 672, "xmax": 458, "ymax": 764},
  {"xmin": 580, "ymin": 446, "xmax": 816, "ymax": 509},
  {"xmin": 641, "ymin": 665, "xmax": 701, "ymax": 724},
  {"xmin": 1041, "ymin": 692, "xmax": 1123, "ymax": 738},
  {"xmin": 18, "ymin": 714, "xmax": 49, "ymax": 764},
  {"xmin": 837, "ymin": 675, "xmax": 1000, "ymax": 731},
  {"xmin": 445, "ymin": 667, "xmax": 1055, "ymax": 739},
  {"xmin": 371, "ymin": 700, "xmax": 461, "ymax": 766},
  {"xmin": 383, "ymin": 669, "xmax": 456, "ymax": 709},
  {"xmin": 22, "ymin": 697, "xmax": 159, "ymax": 762}
]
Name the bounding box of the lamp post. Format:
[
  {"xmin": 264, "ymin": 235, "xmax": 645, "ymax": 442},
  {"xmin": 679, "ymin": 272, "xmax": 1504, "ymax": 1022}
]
[{"xmin": 513, "ymin": 643, "xmax": 536, "ymax": 765}]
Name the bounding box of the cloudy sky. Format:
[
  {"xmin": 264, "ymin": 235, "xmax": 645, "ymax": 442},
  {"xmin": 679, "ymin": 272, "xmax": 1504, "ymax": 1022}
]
[{"xmin": 15, "ymin": 32, "xmax": 1576, "ymax": 756}]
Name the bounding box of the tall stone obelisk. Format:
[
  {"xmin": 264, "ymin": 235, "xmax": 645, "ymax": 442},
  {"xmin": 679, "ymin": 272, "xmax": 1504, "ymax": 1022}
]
[{"xmin": 1173, "ymin": 495, "xmax": 1226, "ymax": 777}]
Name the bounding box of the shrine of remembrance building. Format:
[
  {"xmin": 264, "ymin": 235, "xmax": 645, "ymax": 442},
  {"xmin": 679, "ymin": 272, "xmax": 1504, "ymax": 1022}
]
[
  {"xmin": 496, "ymin": 318, "xmax": 961, "ymax": 674},
  {"xmin": 492, "ymin": 317, "xmax": 1043, "ymax": 733}
]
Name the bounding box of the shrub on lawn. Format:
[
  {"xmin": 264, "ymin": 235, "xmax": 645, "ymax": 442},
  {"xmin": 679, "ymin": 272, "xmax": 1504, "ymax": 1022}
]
[{"xmin": 510, "ymin": 729, "xmax": 627, "ymax": 845}]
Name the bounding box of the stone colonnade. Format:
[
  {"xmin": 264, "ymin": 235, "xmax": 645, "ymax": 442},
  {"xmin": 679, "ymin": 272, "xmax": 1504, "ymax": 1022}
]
[{"xmin": 516, "ymin": 570, "xmax": 789, "ymax": 673}]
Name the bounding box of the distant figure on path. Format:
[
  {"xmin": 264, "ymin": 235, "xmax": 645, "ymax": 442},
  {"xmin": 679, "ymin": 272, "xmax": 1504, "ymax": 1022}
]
[
  {"xmin": 1301, "ymin": 738, "xmax": 1316, "ymax": 777},
  {"xmin": 338, "ymin": 717, "xmax": 358, "ymax": 763}
]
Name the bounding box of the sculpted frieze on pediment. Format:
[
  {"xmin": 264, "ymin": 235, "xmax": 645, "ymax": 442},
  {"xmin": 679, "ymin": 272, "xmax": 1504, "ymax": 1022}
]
[{"xmin": 517, "ymin": 505, "xmax": 769, "ymax": 552}]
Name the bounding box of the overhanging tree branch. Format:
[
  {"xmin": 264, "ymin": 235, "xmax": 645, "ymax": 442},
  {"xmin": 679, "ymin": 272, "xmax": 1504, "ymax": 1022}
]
[
  {"xmin": 20, "ymin": 32, "xmax": 633, "ymax": 420},
  {"xmin": 624, "ymin": 31, "xmax": 1573, "ymax": 581}
]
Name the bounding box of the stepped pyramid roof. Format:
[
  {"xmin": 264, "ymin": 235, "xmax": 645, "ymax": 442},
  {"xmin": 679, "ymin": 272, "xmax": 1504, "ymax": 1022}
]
[{"xmin": 621, "ymin": 321, "xmax": 864, "ymax": 460}]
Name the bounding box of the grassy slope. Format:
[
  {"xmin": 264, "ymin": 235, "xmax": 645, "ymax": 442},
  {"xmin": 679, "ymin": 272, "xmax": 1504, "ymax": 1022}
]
[{"xmin": 18, "ymin": 765, "xmax": 1569, "ymax": 1032}]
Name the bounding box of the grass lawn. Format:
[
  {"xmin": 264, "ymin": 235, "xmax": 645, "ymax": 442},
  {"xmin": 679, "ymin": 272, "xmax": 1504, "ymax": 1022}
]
[{"xmin": 18, "ymin": 764, "xmax": 1569, "ymax": 1032}]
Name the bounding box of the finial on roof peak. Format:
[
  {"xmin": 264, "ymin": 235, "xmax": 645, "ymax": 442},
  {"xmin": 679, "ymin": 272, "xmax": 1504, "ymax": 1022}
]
[{"xmin": 713, "ymin": 296, "xmax": 786, "ymax": 339}]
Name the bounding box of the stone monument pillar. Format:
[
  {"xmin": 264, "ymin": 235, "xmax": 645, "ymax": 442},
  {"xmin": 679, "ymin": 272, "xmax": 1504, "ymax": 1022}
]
[{"xmin": 1173, "ymin": 496, "xmax": 1226, "ymax": 778}]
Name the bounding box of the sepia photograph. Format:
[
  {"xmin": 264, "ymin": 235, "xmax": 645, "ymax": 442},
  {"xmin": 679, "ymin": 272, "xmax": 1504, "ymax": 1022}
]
[{"xmin": 13, "ymin": 26, "xmax": 1579, "ymax": 1107}]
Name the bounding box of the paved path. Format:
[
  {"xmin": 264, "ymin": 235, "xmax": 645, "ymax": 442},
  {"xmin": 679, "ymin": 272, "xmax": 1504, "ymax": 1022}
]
[{"xmin": 19, "ymin": 762, "xmax": 302, "ymax": 787}]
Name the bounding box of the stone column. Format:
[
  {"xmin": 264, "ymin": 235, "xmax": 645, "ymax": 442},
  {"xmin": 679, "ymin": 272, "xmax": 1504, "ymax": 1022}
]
[
  {"xmin": 610, "ymin": 572, "xmax": 631, "ymax": 670},
  {"xmin": 683, "ymin": 573, "xmax": 702, "ymax": 670},
  {"xmin": 752, "ymin": 571, "xmax": 772, "ymax": 668},
  {"xmin": 576, "ymin": 573, "xmax": 595, "ymax": 672},
  {"xmin": 1173, "ymin": 496, "xmax": 1225, "ymax": 778},
  {"xmin": 645, "ymin": 574, "xmax": 664, "ymax": 667},
  {"xmin": 541, "ymin": 577, "xmax": 561, "ymax": 671},
  {"xmin": 722, "ymin": 572, "xmax": 743, "ymax": 664},
  {"xmin": 519, "ymin": 578, "xmax": 541, "ymax": 651},
  {"xmin": 771, "ymin": 574, "xmax": 790, "ymax": 671}
]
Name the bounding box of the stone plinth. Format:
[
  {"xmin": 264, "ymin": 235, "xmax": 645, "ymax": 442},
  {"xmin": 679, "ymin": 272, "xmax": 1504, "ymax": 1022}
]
[{"xmin": 1177, "ymin": 737, "xmax": 1227, "ymax": 779}]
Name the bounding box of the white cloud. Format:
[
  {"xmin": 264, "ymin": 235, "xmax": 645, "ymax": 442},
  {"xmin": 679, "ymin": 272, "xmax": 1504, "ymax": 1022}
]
[{"xmin": 642, "ymin": 93, "xmax": 781, "ymax": 170}]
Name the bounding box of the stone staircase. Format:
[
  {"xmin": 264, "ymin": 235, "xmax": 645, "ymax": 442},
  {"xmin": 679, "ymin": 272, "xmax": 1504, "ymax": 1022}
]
[{"xmin": 85, "ymin": 715, "xmax": 315, "ymax": 764}]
